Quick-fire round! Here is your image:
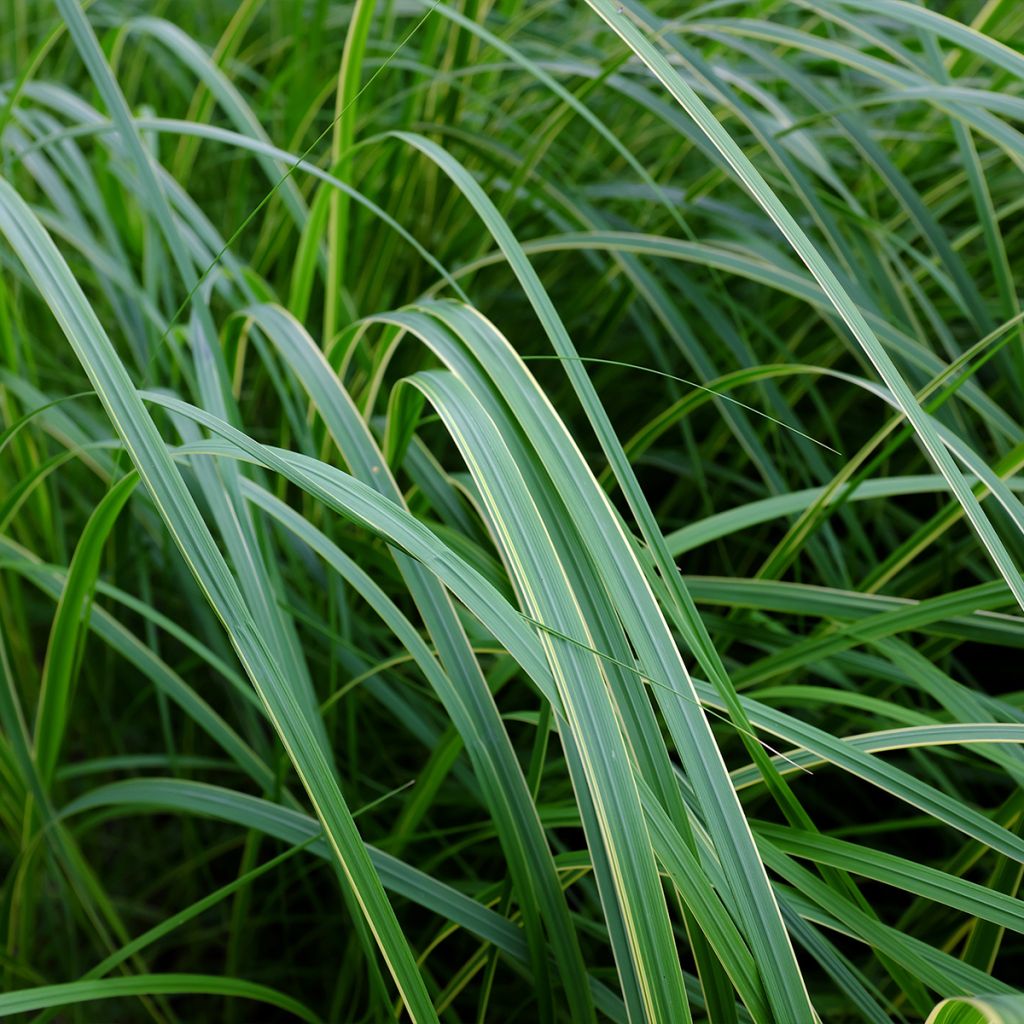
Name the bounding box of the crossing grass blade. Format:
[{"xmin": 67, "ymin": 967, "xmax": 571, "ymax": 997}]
[
  {"xmin": 0, "ymin": 975, "xmax": 323, "ymax": 1021},
  {"xmin": 0, "ymin": 173, "xmax": 438, "ymax": 1023}
]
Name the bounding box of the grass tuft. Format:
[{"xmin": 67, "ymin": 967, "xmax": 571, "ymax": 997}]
[{"xmin": 1, "ymin": 0, "xmax": 1022, "ymax": 1020}]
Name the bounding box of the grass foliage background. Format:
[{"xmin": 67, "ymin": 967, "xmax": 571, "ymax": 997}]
[{"xmin": 1, "ymin": 0, "xmax": 1024, "ymax": 1020}]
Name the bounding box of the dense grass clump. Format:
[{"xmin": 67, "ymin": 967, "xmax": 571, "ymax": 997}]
[{"xmin": 1, "ymin": 0, "xmax": 1024, "ymax": 1020}]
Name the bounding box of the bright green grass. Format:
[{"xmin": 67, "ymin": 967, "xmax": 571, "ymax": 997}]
[{"xmin": 0, "ymin": 0, "xmax": 1023, "ymax": 1021}]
